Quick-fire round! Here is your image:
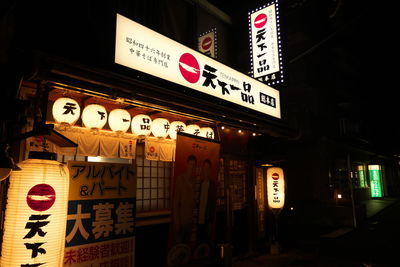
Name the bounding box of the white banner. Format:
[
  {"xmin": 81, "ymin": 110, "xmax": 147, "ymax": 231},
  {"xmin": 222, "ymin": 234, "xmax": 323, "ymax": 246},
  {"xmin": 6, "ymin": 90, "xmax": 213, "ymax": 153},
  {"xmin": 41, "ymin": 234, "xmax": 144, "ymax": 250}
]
[
  {"xmin": 249, "ymin": 1, "xmax": 283, "ymax": 85},
  {"xmin": 198, "ymin": 29, "xmax": 216, "ymax": 58},
  {"xmin": 115, "ymin": 14, "xmax": 281, "ymax": 119}
]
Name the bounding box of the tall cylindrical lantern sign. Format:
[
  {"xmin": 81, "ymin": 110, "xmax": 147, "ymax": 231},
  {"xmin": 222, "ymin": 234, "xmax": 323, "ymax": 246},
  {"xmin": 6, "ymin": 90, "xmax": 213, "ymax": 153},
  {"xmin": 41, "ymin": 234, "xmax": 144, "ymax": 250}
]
[
  {"xmin": 131, "ymin": 114, "xmax": 152, "ymax": 136},
  {"xmin": 151, "ymin": 118, "xmax": 170, "ymax": 138},
  {"xmin": 82, "ymin": 104, "xmax": 108, "ymax": 129},
  {"xmin": 200, "ymin": 127, "xmax": 214, "ymax": 139},
  {"xmin": 108, "ymin": 108, "xmax": 131, "ymax": 133},
  {"xmin": 185, "ymin": 124, "xmax": 201, "ymax": 136},
  {"xmin": 0, "ymin": 159, "xmax": 69, "ymax": 266},
  {"xmin": 52, "ymin": 97, "xmax": 81, "ymax": 125},
  {"xmin": 266, "ymin": 167, "xmax": 285, "ymax": 210},
  {"xmin": 168, "ymin": 121, "xmax": 186, "ymax": 140}
]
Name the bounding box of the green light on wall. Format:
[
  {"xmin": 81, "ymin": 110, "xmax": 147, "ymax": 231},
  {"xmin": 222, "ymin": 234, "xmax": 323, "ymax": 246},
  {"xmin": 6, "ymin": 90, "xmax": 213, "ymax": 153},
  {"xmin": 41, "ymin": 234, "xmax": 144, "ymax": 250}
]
[
  {"xmin": 357, "ymin": 165, "xmax": 367, "ymax": 188},
  {"xmin": 368, "ymin": 165, "xmax": 383, "ymax": 198}
]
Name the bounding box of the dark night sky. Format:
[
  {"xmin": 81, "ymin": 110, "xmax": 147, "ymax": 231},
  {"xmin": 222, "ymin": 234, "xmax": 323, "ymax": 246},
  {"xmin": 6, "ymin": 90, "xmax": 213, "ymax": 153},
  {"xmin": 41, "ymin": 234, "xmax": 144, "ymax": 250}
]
[{"xmin": 209, "ymin": 0, "xmax": 398, "ymax": 152}]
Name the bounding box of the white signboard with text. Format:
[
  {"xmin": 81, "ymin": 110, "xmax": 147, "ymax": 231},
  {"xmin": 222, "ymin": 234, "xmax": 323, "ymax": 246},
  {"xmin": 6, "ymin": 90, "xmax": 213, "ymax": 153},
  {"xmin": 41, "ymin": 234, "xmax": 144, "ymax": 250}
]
[
  {"xmin": 249, "ymin": 1, "xmax": 283, "ymax": 85},
  {"xmin": 115, "ymin": 14, "xmax": 281, "ymax": 119},
  {"xmin": 198, "ymin": 29, "xmax": 216, "ymax": 58}
]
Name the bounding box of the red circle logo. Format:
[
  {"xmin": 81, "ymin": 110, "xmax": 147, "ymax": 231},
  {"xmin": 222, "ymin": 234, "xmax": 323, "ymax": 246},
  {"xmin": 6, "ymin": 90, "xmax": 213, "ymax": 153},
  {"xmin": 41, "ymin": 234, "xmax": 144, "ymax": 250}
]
[
  {"xmin": 179, "ymin": 53, "xmax": 200, "ymax": 84},
  {"xmin": 254, "ymin": 13, "xmax": 268, "ymax": 28},
  {"xmin": 201, "ymin": 37, "xmax": 212, "ymax": 50},
  {"xmin": 26, "ymin": 184, "xmax": 56, "ymax": 211},
  {"xmin": 150, "ymin": 146, "xmax": 155, "ymax": 153},
  {"xmin": 272, "ymin": 173, "xmax": 279, "ymax": 180}
]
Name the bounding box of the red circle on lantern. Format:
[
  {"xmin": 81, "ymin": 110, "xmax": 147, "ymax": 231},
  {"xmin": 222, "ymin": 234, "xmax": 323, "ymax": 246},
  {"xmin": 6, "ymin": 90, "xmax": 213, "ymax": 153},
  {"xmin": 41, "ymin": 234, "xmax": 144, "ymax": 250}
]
[
  {"xmin": 150, "ymin": 146, "xmax": 155, "ymax": 153},
  {"xmin": 179, "ymin": 53, "xmax": 201, "ymax": 83},
  {"xmin": 254, "ymin": 13, "xmax": 268, "ymax": 28},
  {"xmin": 272, "ymin": 173, "xmax": 279, "ymax": 180},
  {"xmin": 26, "ymin": 184, "xmax": 56, "ymax": 211},
  {"xmin": 201, "ymin": 37, "xmax": 212, "ymax": 50}
]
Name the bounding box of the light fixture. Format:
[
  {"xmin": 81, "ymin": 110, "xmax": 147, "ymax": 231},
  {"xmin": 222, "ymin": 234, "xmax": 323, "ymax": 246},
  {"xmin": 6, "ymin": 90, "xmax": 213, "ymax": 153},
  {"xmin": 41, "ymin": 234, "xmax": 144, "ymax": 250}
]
[
  {"xmin": 221, "ymin": 126, "xmax": 225, "ymax": 130},
  {"xmin": 108, "ymin": 108, "xmax": 131, "ymax": 133},
  {"xmin": 0, "ymin": 154, "xmax": 69, "ymax": 266},
  {"xmin": 81, "ymin": 104, "xmax": 108, "ymax": 130},
  {"xmin": 151, "ymin": 118, "xmax": 170, "ymax": 138},
  {"xmin": 169, "ymin": 121, "xmax": 186, "ymax": 140},
  {"xmin": 185, "ymin": 124, "xmax": 201, "ymax": 137},
  {"xmin": 199, "ymin": 127, "xmax": 214, "ymax": 139},
  {"xmin": 261, "ymin": 163, "xmax": 273, "ymax": 167},
  {"xmin": 52, "ymin": 97, "xmax": 81, "ymax": 126},
  {"xmin": 337, "ymin": 194, "xmax": 342, "ymax": 199},
  {"xmin": 131, "ymin": 114, "xmax": 152, "ymax": 136}
]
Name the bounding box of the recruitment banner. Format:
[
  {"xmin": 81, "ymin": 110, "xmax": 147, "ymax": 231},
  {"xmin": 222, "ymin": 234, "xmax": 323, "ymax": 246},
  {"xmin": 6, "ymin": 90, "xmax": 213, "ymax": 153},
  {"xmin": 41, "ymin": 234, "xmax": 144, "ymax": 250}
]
[
  {"xmin": 167, "ymin": 133, "xmax": 220, "ymax": 266},
  {"xmin": 64, "ymin": 161, "xmax": 136, "ymax": 267}
]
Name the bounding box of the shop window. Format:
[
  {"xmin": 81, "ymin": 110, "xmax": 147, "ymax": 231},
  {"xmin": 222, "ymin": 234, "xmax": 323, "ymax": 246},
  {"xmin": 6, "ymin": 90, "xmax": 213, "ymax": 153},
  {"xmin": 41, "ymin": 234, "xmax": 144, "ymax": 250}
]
[{"xmin": 136, "ymin": 143, "xmax": 171, "ymax": 212}]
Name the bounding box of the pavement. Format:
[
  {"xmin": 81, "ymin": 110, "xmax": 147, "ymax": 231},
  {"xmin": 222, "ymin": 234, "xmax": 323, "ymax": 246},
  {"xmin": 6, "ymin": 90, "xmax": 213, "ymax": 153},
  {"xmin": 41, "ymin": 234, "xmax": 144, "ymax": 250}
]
[{"xmin": 231, "ymin": 197, "xmax": 400, "ymax": 267}]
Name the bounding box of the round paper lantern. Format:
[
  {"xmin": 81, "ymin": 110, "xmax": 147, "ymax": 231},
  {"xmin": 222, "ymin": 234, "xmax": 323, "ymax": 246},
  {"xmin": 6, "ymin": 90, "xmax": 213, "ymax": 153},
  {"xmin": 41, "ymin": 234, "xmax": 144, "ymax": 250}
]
[
  {"xmin": 168, "ymin": 121, "xmax": 186, "ymax": 140},
  {"xmin": 52, "ymin": 97, "xmax": 81, "ymax": 125},
  {"xmin": 185, "ymin": 124, "xmax": 201, "ymax": 136},
  {"xmin": 151, "ymin": 118, "xmax": 170, "ymax": 138},
  {"xmin": 82, "ymin": 104, "xmax": 108, "ymax": 129},
  {"xmin": 108, "ymin": 109, "xmax": 131, "ymax": 133},
  {"xmin": 200, "ymin": 127, "xmax": 215, "ymax": 139},
  {"xmin": 0, "ymin": 159, "xmax": 69, "ymax": 266},
  {"xmin": 131, "ymin": 114, "xmax": 152, "ymax": 136}
]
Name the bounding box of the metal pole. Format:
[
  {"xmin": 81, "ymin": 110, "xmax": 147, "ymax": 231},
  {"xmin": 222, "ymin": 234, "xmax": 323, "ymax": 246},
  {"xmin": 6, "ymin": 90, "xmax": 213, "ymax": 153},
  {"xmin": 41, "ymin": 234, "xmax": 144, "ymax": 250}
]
[{"xmin": 347, "ymin": 153, "xmax": 357, "ymax": 228}]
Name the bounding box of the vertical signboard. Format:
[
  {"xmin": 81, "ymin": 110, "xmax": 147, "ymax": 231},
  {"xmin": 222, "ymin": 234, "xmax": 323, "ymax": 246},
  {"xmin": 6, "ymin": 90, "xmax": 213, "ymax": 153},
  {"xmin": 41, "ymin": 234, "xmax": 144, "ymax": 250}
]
[
  {"xmin": 357, "ymin": 165, "xmax": 367, "ymax": 188},
  {"xmin": 255, "ymin": 168, "xmax": 266, "ymax": 237},
  {"xmin": 64, "ymin": 161, "xmax": 136, "ymax": 266},
  {"xmin": 198, "ymin": 29, "xmax": 217, "ymax": 58},
  {"xmin": 249, "ymin": 0, "xmax": 284, "ymax": 85},
  {"xmin": 266, "ymin": 167, "xmax": 285, "ymax": 210},
  {"xmin": 167, "ymin": 133, "xmax": 220, "ymax": 266},
  {"xmin": 368, "ymin": 165, "xmax": 383, "ymax": 198}
]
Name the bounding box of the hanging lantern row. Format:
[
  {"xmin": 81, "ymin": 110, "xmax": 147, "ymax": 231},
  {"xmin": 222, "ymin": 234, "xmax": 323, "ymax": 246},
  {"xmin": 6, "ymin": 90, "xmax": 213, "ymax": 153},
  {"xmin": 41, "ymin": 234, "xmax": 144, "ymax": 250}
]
[{"xmin": 52, "ymin": 97, "xmax": 214, "ymax": 139}]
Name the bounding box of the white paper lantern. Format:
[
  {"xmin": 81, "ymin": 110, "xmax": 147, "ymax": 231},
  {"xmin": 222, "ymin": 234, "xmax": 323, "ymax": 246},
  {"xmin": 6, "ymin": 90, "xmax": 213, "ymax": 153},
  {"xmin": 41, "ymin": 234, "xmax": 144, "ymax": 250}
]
[
  {"xmin": 131, "ymin": 114, "xmax": 152, "ymax": 136},
  {"xmin": 0, "ymin": 159, "xmax": 69, "ymax": 266},
  {"xmin": 200, "ymin": 127, "xmax": 215, "ymax": 139},
  {"xmin": 168, "ymin": 121, "xmax": 186, "ymax": 140},
  {"xmin": 151, "ymin": 118, "xmax": 170, "ymax": 138},
  {"xmin": 108, "ymin": 109, "xmax": 131, "ymax": 133},
  {"xmin": 52, "ymin": 97, "xmax": 81, "ymax": 125},
  {"xmin": 266, "ymin": 167, "xmax": 285, "ymax": 209},
  {"xmin": 185, "ymin": 124, "xmax": 201, "ymax": 136},
  {"xmin": 82, "ymin": 104, "xmax": 108, "ymax": 129}
]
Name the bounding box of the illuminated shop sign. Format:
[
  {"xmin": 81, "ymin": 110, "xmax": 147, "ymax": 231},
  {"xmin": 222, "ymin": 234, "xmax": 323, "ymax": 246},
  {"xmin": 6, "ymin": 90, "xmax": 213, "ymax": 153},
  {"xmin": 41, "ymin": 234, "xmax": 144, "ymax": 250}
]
[
  {"xmin": 368, "ymin": 165, "xmax": 383, "ymax": 198},
  {"xmin": 115, "ymin": 14, "xmax": 281, "ymax": 119},
  {"xmin": 198, "ymin": 28, "xmax": 217, "ymax": 58},
  {"xmin": 266, "ymin": 167, "xmax": 285, "ymax": 209},
  {"xmin": 357, "ymin": 165, "xmax": 367, "ymax": 188},
  {"xmin": 249, "ymin": 0, "xmax": 284, "ymax": 85}
]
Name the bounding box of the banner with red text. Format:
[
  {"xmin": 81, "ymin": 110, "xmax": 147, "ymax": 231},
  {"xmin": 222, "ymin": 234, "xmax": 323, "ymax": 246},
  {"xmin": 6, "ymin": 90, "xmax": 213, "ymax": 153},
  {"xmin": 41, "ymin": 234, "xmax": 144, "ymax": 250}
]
[{"xmin": 64, "ymin": 161, "xmax": 136, "ymax": 267}]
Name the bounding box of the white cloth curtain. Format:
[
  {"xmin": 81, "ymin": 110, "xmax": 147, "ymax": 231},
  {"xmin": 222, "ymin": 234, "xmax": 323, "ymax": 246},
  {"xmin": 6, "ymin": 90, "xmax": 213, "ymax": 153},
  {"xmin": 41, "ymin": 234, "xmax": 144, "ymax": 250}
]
[{"xmin": 119, "ymin": 137, "xmax": 137, "ymax": 159}]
